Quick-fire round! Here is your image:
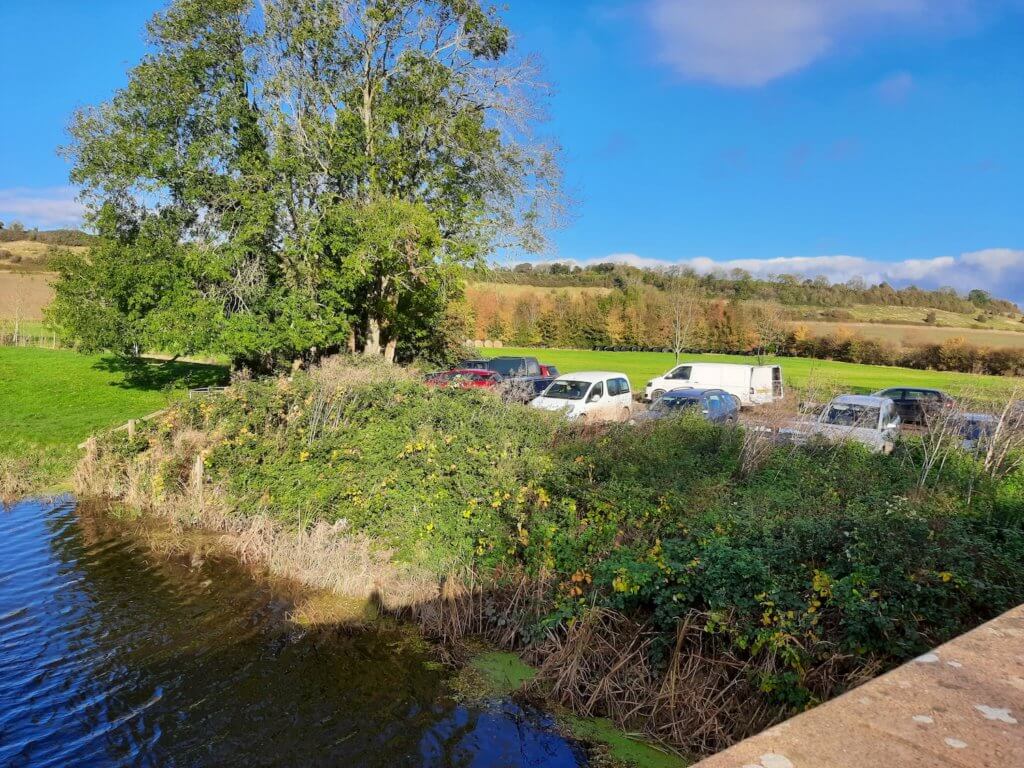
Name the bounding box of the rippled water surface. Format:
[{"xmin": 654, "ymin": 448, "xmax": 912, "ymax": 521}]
[{"xmin": 0, "ymin": 498, "xmax": 586, "ymax": 767}]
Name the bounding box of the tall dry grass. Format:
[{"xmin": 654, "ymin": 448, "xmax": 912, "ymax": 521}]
[{"xmin": 74, "ymin": 404, "xmax": 439, "ymax": 614}]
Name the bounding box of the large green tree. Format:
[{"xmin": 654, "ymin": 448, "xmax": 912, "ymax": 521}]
[{"xmin": 55, "ymin": 0, "xmax": 560, "ymax": 368}]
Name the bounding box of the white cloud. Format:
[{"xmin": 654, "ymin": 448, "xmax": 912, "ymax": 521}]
[
  {"xmin": 533, "ymin": 248, "xmax": 1024, "ymax": 302},
  {"xmin": 0, "ymin": 187, "xmax": 84, "ymax": 228},
  {"xmin": 876, "ymin": 71, "xmax": 915, "ymax": 103},
  {"xmin": 643, "ymin": 0, "xmax": 964, "ymax": 86}
]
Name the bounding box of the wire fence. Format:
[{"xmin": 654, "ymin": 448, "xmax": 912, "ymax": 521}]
[{"xmin": 0, "ymin": 329, "xmax": 67, "ymax": 349}]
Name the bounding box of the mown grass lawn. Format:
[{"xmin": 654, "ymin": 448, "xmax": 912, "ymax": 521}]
[
  {"xmin": 0, "ymin": 347, "xmax": 227, "ymax": 492},
  {"xmin": 490, "ymin": 346, "xmax": 1020, "ymax": 399}
]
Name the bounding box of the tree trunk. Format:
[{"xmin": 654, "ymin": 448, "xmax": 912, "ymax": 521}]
[
  {"xmin": 346, "ymin": 328, "xmax": 356, "ymax": 354},
  {"xmin": 364, "ymin": 316, "xmax": 382, "ymax": 356},
  {"xmin": 383, "ymin": 338, "xmax": 397, "ymax": 364}
]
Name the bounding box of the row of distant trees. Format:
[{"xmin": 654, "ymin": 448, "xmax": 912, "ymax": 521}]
[
  {"xmin": 463, "ymin": 284, "xmax": 1024, "ymax": 376},
  {"xmin": 483, "ymin": 263, "xmax": 1019, "ymax": 316},
  {"xmin": 465, "ymin": 284, "xmax": 787, "ymax": 360},
  {"xmin": 0, "ymin": 222, "xmax": 96, "ymax": 246},
  {"xmin": 787, "ymin": 332, "xmax": 1024, "ymax": 376}
]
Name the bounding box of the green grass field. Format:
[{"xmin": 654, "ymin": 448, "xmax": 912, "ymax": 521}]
[
  {"xmin": 0, "ymin": 347, "xmax": 228, "ymax": 493},
  {"xmin": 488, "ymin": 346, "xmax": 1021, "ymax": 398}
]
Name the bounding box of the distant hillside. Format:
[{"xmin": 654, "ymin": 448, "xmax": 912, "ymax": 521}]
[
  {"xmin": 0, "ymin": 231, "xmax": 93, "ymax": 273},
  {"xmin": 0, "ymin": 227, "xmax": 96, "ymax": 247},
  {"xmin": 482, "ymin": 262, "xmax": 1020, "ymax": 316},
  {"xmin": 464, "ymin": 272, "xmax": 1024, "ymax": 358}
]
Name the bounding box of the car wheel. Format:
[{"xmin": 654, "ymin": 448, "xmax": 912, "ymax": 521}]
[
  {"xmin": 621, "ymin": 407, "xmax": 631, "ymax": 422},
  {"xmin": 652, "ymin": 389, "xmax": 665, "ymax": 400}
]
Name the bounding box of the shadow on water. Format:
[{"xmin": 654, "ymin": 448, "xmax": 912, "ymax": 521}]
[
  {"xmin": 91, "ymin": 355, "xmax": 229, "ymax": 392},
  {"xmin": 0, "ymin": 498, "xmax": 587, "ymax": 768}
]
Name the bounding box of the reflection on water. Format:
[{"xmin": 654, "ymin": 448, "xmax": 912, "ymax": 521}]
[{"xmin": 0, "ymin": 498, "xmax": 586, "ymax": 767}]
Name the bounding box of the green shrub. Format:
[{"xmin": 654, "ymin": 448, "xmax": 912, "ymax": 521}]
[{"xmin": 95, "ymin": 361, "xmax": 1024, "ymax": 709}]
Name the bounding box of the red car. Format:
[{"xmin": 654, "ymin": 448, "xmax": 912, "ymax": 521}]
[{"xmin": 425, "ymin": 368, "xmax": 503, "ymax": 389}]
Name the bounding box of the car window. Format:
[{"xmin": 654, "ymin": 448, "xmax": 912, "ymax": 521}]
[
  {"xmin": 823, "ymin": 403, "xmax": 880, "ymax": 428},
  {"xmin": 705, "ymin": 394, "xmax": 720, "ymax": 414},
  {"xmin": 542, "ymin": 380, "xmax": 590, "ymax": 400},
  {"xmin": 609, "ymin": 377, "xmax": 629, "ymax": 396},
  {"xmin": 652, "ymin": 395, "xmax": 698, "ymax": 413},
  {"xmin": 589, "ymin": 382, "xmax": 604, "ymax": 400},
  {"xmin": 667, "ymin": 365, "xmax": 692, "ymax": 381},
  {"xmin": 606, "ymin": 379, "xmax": 619, "ymax": 396}
]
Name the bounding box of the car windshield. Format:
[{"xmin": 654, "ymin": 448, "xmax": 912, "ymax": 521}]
[
  {"xmin": 822, "ymin": 403, "xmax": 879, "ymax": 427},
  {"xmin": 652, "ymin": 396, "xmax": 700, "ymax": 412},
  {"xmin": 542, "ymin": 380, "xmax": 591, "ymax": 400},
  {"xmin": 486, "ymin": 359, "xmax": 527, "ymax": 376},
  {"xmin": 960, "ymin": 416, "xmax": 995, "ymax": 441}
]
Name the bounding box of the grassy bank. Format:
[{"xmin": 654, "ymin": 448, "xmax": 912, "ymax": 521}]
[
  {"xmin": 489, "ymin": 346, "xmax": 1020, "ymax": 398},
  {"xmin": 0, "ymin": 347, "xmax": 227, "ymax": 495},
  {"xmin": 78, "ymin": 357, "xmax": 1024, "ymax": 757}
]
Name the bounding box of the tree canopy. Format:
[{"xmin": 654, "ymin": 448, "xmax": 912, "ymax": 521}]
[{"xmin": 52, "ymin": 0, "xmax": 560, "ymax": 369}]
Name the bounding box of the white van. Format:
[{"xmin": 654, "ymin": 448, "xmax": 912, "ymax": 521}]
[
  {"xmin": 531, "ymin": 371, "xmax": 633, "ymax": 422},
  {"xmin": 644, "ymin": 363, "xmax": 783, "ymax": 406}
]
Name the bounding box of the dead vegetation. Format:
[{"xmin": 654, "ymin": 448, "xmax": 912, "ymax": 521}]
[
  {"xmin": 0, "ymin": 455, "xmax": 32, "ymax": 503},
  {"xmin": 75, "ymin": 420, "xmax": 439, "ymax": 613}
]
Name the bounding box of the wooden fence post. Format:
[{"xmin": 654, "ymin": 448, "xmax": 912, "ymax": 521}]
[{"xmin": 190, "ymin": 453, "xmax": 204, "ymax": 495}]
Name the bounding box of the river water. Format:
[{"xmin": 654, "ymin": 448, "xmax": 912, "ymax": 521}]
[{"xmin": 0, "ymin": 498, "xmax": 587, "ymax": 767}]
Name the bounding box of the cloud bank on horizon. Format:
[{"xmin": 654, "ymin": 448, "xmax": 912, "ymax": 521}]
[
  {"xmin": 0, "ymin": 187, "xmax": 84, "ymax": 229},
  {"xmin": 523, "ymin": 248, "xmax": 1024, "ymax": 304},
  {"xmin": 643, "ymin": 0, "xmax": 976, "ymax": 86}
]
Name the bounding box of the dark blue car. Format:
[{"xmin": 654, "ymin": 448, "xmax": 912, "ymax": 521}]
[{"xmin": 631, "ymin": 388, "xmax": 740, "ymax": 425}]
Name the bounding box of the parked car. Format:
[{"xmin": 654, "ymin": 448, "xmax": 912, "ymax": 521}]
[
  {"xmin": 425, "ymin": 368, "xmax": 503, "ymax": 389},
  {"xmin": 779, "ymin": 394, "xmax": 901, "ymax": 453},
  {"xmin": 460, "ymin": 356, "xmax": 558, "ymax": 403},
  {"xmin": 644, "ymin": 362, "xmax": 783, "ymax": 406},
  {"xmin": 463, "ymin": 356, "xmax": 541, "ymax": 377},
  {"xmin": 955, "ymin": 412, "xmax": 997, "ymax": 451},
  {"xmin": 631, "ymin": 388, "xmax": 739, "ymax": 425},
  {"xmin": 871, "ymin": 387, "xmax": 955, "ymax": 425},
  {"xmin": 531, "ymin": 371, "xmax": 633, "ymax": 422}
]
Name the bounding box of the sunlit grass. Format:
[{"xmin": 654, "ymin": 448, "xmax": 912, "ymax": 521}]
[{"xmin": 0, "ymin": 347, "xmax": 228, "ymax": 492}]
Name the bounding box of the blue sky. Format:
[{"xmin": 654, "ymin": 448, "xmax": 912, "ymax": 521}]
[{"xmin": 1, "ymin": 1, "xmax": 1022, "ymax": 298}]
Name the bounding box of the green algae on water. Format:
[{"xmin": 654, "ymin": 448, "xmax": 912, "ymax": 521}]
[
  {"xmin": 471, "ymin": 651, "xmax": 537, "ymax": 692},
  {"xmin": 564, "ymin": 716, "xmax": 688, "ymax": 768}
]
